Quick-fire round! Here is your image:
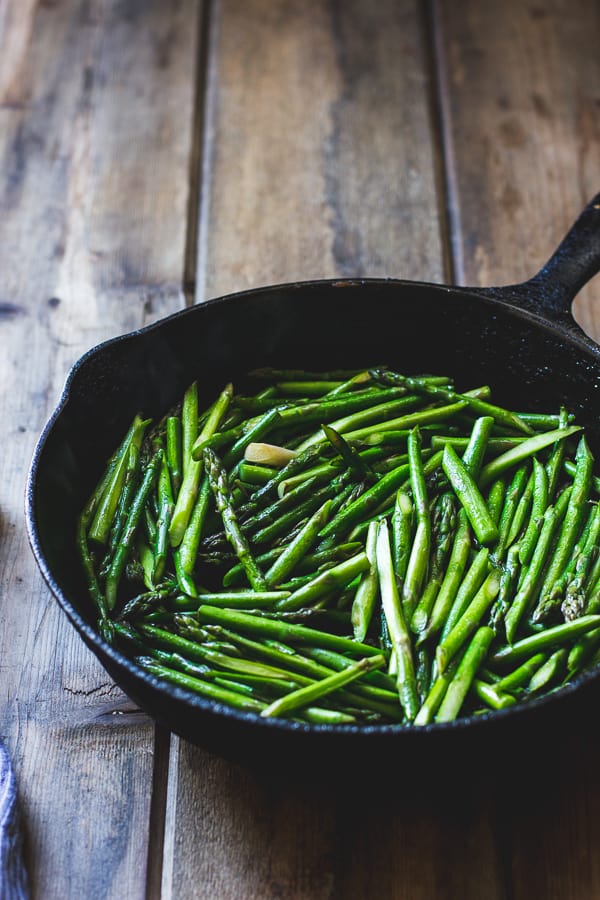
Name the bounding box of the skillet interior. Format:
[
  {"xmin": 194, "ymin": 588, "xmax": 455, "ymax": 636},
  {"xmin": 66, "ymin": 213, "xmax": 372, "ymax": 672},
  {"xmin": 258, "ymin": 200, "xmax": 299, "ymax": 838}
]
[{"xmin": 27, "ymin": 278, "xmax": 600, "ymax": 773}]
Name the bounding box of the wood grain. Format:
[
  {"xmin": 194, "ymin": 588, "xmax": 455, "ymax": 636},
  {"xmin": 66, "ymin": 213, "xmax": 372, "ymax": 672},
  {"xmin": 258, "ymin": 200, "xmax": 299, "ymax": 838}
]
[
  {"xmin": 0, "ymin": 1, "xmax": 200, "ymax": 896},
  {"xmin": 433, "ymin": 0, "xmax": 600, "ymax": 335},
  {"xmin": 163, "ymin": 2, "xmax": 505, "ymax": 898},
  {"xmin": 196, "ymin": 0, "xmax": 445, "ymax": 302}
]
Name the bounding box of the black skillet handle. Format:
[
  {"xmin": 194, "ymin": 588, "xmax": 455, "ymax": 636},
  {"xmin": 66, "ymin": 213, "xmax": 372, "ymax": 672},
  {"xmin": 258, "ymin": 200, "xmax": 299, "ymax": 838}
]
[{"xmin": 470, "ymin": 192, "xmax": 600, "ymax": 326}]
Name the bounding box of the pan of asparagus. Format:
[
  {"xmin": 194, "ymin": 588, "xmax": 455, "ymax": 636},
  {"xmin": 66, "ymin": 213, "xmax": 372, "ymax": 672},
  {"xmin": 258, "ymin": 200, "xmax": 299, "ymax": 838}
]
[{"xmin": 27, "ymin": 193, "xmax": 600, "ymax": 766}]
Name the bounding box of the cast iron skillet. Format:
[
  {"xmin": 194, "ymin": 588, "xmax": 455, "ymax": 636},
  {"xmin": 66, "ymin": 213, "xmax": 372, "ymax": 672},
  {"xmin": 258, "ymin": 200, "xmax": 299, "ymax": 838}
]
[{"xmin": 26, "ymin": 194, "xmax": 600, "ymax": 773}]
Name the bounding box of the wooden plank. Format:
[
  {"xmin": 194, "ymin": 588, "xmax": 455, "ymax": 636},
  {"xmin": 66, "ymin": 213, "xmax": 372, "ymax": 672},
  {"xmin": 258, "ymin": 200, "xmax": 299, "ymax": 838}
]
[
  {"xmin": 434, "ymin": 2, "xmax": 600, "ymax": 898},
  {"xmin": 196, "ymin": 0, "xmax": 445, "ymax": 302},
  {"xmin": 162, "ymin": 2, "xmax": 506, "ymax": 898},
  {"xmin": 0, "ymin": 1, "xmax": 200, "ymax": 896},
  {"xmin": 433, "ymin": 0, "xmax": 600, "ymax": 336}
]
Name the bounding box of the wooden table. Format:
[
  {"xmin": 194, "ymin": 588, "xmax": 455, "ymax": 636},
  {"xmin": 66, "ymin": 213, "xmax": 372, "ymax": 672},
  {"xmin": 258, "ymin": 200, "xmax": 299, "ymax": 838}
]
[{"xmin": 2, "ymin": 1, "xmax": 600, "ymax": 896}]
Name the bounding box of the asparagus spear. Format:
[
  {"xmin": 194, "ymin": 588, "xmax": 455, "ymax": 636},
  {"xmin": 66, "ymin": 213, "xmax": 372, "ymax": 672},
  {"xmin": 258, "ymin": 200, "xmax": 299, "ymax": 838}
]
[
  {"xmin": 178, "ymin": 475, "xmax": 212, "ymax": 577},
  {"xmin": 490, "ymin": 615, "xmax": 600, "ymax": 667},
  {"xmin": 436, "ymin": 571, "xmax": 500, "ymax": 673},
  {"xmin": 341, "ymin": 401, "xmax": 471, "ymax": 444},
  {"xmin": 139, "ymin": 657, "xmax": 267, "ymax": 712},
  {"xmin": 402, "ymin": 429, "xmax": 432, "ymax": 620},
  {"xmin": 418, "ymin": 510, "xmax": 472, "ymax": 644},
  {"xmin": 317, "ymin": 461, "xmax": 411, "ymax": 544},
  {"xmin": 411, "ymin": 492, "xmax": 456, "ymax": 634},
  {"xmin": 275, "ymin": 552, "xmax": 370, "ymax": 612},
  {"xmin": 461, "ymin": 416, "xmax": 495, "ymax": 477},
  {"xmin": 292, "ymin": 392, "xmax": 424, "ymax": 450},
  {"xmin": 370, "ymin": 369, "xmax": 533, "ymax": 433},
  {"xmin": 260, "ymin": 655, "xmax": 386, "ymax": 719},
  {"xmin": 441, "ymin": 443, "xmax": 498, "ymax": 546},
  {"xmin": 472, "ymin": 679, "xmax": 516, "ymax": 711},
  {"xmin": 413, "ymin": 657, "xmax": 459, "ymax": 726},
  {"xmin": 221, "ymin": 407, "xmax": 280, "ymax": 467},
  {"xmin": 391, "ymin": 490, "xmax": 413, "ymax": 590},
  {"xmin": 492, "ymin": 652, "xmax": 547, "ymax": 692},
  {"xmin": 439, "ymin": 546, "xmax": 491, "ymax": 642},
  {"xmin": 486, "ymin": 479, "xmax": 506, "ymax": 526},
  {"xmin": 88, "ymin": 415, "xmax": 148, "ymax": 545},
  {"xmin": 241, "ymin": 475, "xmax": 321, "ymax": 535},
  {"xmin": 321, "ymin": 424, "xmax": 377, "ymax": 483},
  {"xmin": 264, "ymin": 500, "xmax": 332, "ymax": 587},
  {"xmin": 153, "ymin": 451, "xmax": 175, "ymax": 581},
  {"xmin": 222, "ymin": 541, "xmax": 362, "ymax": 588},
  {"xmin": 555, "ymin": 502, "xmax": 600, "ymax": 620},
  {"xmin": 545, "ymin": 407, "xmax": 570, "ymax": 499},
  {"xmin": 504, "ymin": 506, "xmax": 559, "ymax": 643},
  {"xmin": 77, "ymin": 492, "xmax": 115, "ymax": 641},
  {"xmin": 181, "ymin": 381, "xmax": 198, "ymax": 479},
  {"xmin": 252, "ymin": 475, "xmax": 353, "ymax": 546},
  {"xmin": 170, "ymin": 384, "xmax": 233, "ymax": 547},
  {"xmin": 166, "ymin": 416, "xmax": 183, "ymax": 495},
  {"xmin": 105, "ymin": 450, "xmax": 162, "ymax": 610},
  {"xmin": 204, "ymin": 447, "xmax": 267, "ymax": 591},
  {"xmin": 527, "ymin": 648, "xmax": 567, "ymax": 693},
  {"xmin": 376, "ymin": 520, "xmax": 419, "ymax": 720},
  {"xmin": 493, "ymin": 464, "xmax": 530, "ymax": 561},
  {"xmin": 518, "ymin": 459, "xmax": 548, "ymax": 566},
  {"xmin": 533, "ymin": 437, "xmax": 594, "ymax": 622},
  {"xmin": 351, "ymin": 519, "xmax": 380, "ymax": 642},
  {"xmin": 479, "ymin": 426, "xmax": 582, "ymax": 487},
  {"xmin": 436, "ymin": 627, "xmax": 495, "ymax": 722},
  {"xmin": 107, "ymin": 443, "xmax": 142, "ymax": 558},
  {"xmin": 196, "ymin": 605, "xmax": 383, "ymax": 656}
]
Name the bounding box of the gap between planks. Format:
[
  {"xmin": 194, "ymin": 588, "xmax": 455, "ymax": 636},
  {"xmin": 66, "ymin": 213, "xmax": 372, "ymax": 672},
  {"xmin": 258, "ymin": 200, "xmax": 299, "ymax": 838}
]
[
  {"xmin": 183, "ymin": 0, "xmax": 216, "ymax": 305},
  {"xmin": 421, "ymin": 0, "xmax": 456, "ymax": 286}
]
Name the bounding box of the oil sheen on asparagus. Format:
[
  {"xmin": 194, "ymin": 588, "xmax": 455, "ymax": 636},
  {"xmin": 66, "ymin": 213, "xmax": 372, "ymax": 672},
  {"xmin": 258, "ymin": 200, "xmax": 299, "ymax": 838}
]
[{"xmin": 77, "ymin": 366, "xmax": 600, "ymax": 726}]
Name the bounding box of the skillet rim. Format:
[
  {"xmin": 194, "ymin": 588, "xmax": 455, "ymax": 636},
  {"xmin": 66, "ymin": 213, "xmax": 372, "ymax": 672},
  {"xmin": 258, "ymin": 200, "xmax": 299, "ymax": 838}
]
[{"xmin": 25, "ymin": 274, "xmax": 600, "ymax": 741}]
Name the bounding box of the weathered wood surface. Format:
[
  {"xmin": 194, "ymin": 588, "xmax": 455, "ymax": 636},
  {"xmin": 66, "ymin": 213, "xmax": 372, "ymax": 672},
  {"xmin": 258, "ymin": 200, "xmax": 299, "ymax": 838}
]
[
  {"xmin": 1, "ymin": 0, "xmax": 600, "ymax": 897},
  {"xmin": 434, "ymin": 0, "xmax": 600, "ymax": 335},
  {"xmin": 0, "ymin": 1, "xmax": 199, "ymax": 897},
  {"xmin": 197, "ymin": 0, "xmax": 445, "ymax": 299}
]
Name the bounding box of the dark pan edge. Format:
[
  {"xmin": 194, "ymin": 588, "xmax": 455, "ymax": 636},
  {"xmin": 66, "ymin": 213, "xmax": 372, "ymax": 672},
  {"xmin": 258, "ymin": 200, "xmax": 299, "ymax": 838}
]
[{"xmin": 24, "ymin": 276, "xmax": 600, "ymax": 749}]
